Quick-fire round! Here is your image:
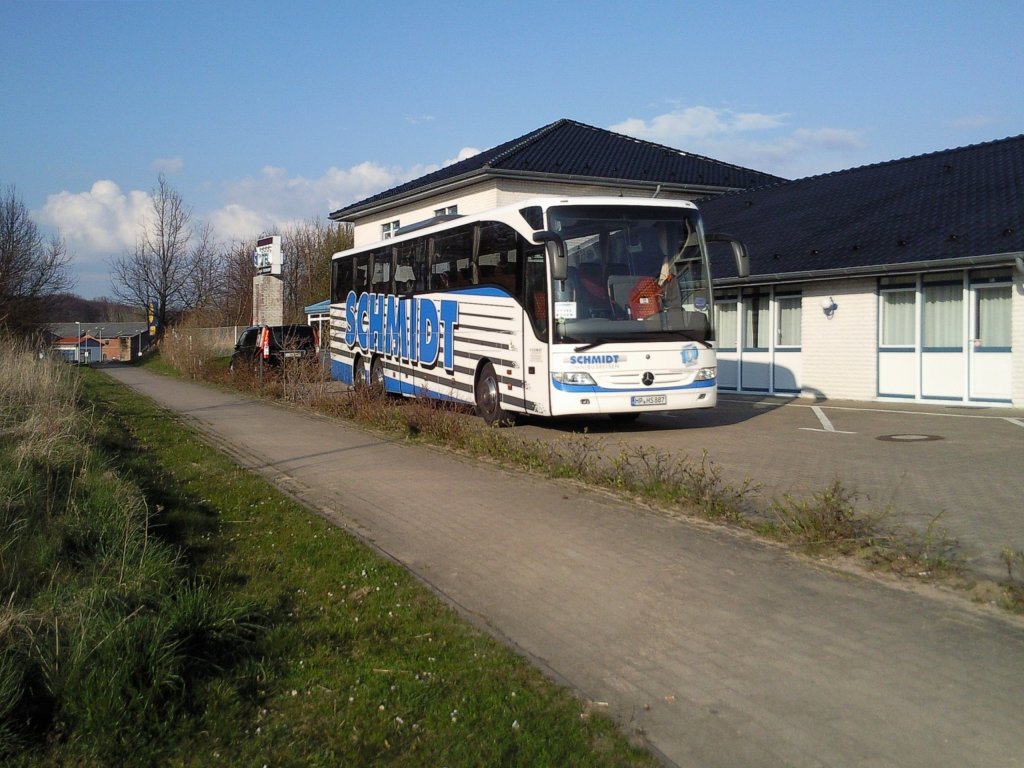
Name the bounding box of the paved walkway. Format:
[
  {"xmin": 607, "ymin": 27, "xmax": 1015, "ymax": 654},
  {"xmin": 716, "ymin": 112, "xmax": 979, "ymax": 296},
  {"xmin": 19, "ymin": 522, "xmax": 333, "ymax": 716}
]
[{"xmin": 103, "ymin": 367, "xmax": 1024, "ymax": 768}]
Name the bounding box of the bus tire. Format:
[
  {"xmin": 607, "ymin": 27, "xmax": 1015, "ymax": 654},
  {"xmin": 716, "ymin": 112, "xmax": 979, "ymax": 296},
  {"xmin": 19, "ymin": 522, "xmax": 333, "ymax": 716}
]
[
  {"xmin": 476, "ymin": 362, "xmax": 514, "ymax": 426},
  {"xmin": 353, "ymin": 355, "xmax": 367, "ymax": 389},
  {"xmin": 370, "ymin": 355, "xmax": 388, "ymax": 395}
]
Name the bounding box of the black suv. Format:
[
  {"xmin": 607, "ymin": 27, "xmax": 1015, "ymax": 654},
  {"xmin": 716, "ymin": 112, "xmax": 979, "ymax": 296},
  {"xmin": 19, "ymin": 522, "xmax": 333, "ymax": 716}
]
[{"xmin": 230, "ymin": 324, "xmax": 317, "ymax": 372}]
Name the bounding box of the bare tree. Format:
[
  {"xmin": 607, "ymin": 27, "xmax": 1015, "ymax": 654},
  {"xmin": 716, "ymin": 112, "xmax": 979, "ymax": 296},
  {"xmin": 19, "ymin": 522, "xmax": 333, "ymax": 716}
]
[
  {"xmin": 281, "ymin": 218, "xmax": 352, "ymax": 321},
  {"xmin": 108, "ymin": 174, "xmax": 218, "ymax": 335},
  {"xmin": 0, "ymin": 184, "xmax": 74, "ymax": 330}
]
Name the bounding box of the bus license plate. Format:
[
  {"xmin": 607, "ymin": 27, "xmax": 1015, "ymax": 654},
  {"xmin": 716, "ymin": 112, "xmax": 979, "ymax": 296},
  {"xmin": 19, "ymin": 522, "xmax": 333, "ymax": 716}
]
[{"xmin": 631, "ymin": 394, "xmax": 667, "ymax": 406}]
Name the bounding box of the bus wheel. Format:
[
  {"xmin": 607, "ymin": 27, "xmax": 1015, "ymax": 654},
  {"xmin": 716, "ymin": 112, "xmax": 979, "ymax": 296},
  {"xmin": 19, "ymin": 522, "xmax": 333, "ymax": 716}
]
[
  {"xmin": 353, "ymin": 355, "xmax": 367, "ymax": 389},
  {"xmin": 476, "ymin": 362, "xmax": 513, "ymax": 426},
  {"xmin": 370, "ymin": 356, "xmax": 387, "ymax": 395}
]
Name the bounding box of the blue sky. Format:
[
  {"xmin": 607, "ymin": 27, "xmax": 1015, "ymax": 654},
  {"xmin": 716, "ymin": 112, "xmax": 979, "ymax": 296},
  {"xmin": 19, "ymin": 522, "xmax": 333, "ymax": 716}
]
[{"xmin": 3, "ymin": 0, "xmax": 1022, "ymax": 298}]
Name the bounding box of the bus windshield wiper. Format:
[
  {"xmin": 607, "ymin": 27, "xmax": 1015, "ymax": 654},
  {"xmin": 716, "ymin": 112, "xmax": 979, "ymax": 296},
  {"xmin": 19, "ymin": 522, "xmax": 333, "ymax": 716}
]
[
  {"xmin": 573, "ymin": 338, "xmax": 616, "ymax": 352},
  {"xmin": 575, "ymin": 332, "xmax": 711, "ymax": 352}
]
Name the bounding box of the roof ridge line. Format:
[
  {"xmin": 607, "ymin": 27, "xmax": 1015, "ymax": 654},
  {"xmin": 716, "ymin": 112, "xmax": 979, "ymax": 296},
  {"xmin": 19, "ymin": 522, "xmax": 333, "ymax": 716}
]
[{"xmin": 484, "ymin": 118, "xmax": 571, "ymax": 167}]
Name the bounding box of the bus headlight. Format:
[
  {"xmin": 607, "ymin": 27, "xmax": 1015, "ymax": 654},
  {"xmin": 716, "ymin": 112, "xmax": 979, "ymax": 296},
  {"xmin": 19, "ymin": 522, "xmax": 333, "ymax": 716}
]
[
  {"xmin": 553, "ymin": 371, "xmax": 597, "ymax": 386},
  {"xmin": 694, "ymin": 367, "xmax": 716, "ymax": 381}
]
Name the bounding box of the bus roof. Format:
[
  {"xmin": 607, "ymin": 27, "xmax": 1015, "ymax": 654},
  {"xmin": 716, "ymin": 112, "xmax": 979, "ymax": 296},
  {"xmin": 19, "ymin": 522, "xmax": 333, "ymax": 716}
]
[{"xmin": 330, "ymin": 195, "xmax": 700, "ymax": 260}]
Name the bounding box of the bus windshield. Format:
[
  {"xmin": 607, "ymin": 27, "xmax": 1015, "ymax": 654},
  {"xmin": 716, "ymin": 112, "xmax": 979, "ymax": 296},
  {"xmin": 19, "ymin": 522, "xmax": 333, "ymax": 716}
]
[{"xmin": 546, "ymin": 205, "xmax": 714, "ymax": 346}]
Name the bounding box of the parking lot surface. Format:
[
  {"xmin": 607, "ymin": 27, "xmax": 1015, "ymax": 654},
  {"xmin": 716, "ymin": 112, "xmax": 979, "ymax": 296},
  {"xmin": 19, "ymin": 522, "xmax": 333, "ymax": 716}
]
[{"xmin": 513, "ymin": 395, "xmax": 1024, "ymax": 579}]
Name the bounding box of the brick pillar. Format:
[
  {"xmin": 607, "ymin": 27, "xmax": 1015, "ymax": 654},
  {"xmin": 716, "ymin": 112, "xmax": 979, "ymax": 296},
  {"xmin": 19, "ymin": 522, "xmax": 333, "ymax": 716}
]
[{"xmin": 253, "ymin": 274, "xmax": 284, "ymax": 326}]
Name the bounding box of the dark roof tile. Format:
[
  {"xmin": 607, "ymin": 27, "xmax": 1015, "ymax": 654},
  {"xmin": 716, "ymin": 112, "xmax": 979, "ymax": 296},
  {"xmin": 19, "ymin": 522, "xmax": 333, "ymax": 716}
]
[
  {"xmin": 330, "ymin": 119, "xmax": 784, "ymax": 219},
  {"xmin": 700, "ymin": 135, "xmax": 1024, "ymax": 280}
]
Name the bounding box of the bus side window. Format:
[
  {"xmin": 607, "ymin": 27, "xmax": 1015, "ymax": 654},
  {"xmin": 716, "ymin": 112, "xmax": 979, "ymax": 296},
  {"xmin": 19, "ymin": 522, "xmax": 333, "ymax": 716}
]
[
  {"xmin": 395, "ymin": 241, "xmax": 416, "ymax": 295},
  {"xmin": 332, "ymin": 258, "xmax": 353, "ymax": 303},
  {"xmin": 354, "ymin": 252, "xmax": 371, "ymax": 295},
  {"xmin": 523, "ymin": 245, "xmax": 548, "ymax": 341},
  {"xmin": 370, "ymin": 247, "xmax": 392, "ymax": 294}
]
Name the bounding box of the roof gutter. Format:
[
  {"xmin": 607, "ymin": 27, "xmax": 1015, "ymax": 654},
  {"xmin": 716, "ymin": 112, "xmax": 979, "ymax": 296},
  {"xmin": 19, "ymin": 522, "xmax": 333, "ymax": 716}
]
[{"xmin": 712, "ymin": 251, "xmax": 1024, "ymax": 287}]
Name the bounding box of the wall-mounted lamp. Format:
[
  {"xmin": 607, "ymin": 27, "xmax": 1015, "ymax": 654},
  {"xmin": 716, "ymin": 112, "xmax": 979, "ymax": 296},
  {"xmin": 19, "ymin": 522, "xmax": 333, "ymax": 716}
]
[{"xmin": 821, "ymin": 296, "xmax": 838, "ymax": 318}]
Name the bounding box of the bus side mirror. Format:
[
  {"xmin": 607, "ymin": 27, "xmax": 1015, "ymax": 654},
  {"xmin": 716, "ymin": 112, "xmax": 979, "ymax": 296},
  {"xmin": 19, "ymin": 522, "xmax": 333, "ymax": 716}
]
[
  {"xmin": 534, "ymin": 230, "xmax": 568, "ymax": 281},
  {"xmin": 706, "ymin": 233, "xmax": 749, "ymax": 278}
]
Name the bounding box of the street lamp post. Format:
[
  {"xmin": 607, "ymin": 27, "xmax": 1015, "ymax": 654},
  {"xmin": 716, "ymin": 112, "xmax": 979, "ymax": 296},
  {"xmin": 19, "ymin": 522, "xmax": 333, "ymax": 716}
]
[{"xmin": 76, "ymin": 321, "xmax": 81, "ymax": 363}]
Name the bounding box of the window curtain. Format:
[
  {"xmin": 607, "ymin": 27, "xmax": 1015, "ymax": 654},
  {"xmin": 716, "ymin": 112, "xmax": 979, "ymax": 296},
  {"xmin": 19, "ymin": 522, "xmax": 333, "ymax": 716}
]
[
  {"xmin": 777, "ymin": 296, "xmax": 801, "ymax": 346},
  {"xmin": 881, "ymin": 291, "xmax": 915, "ymax": 346},
  {"xmin": 977, "ymin": 287, "xmax": 1011, "ymax": 347},
  {"xmin": 923, "ymin": 284, "xmax": 962, "ymax": 348},
  {"xmin": 715, "ymin": 302, "xmax": 737, "ymax": 348},
  {"xmin": 743, "ymin": 293, "xmax": 769, "ymax": 349}
]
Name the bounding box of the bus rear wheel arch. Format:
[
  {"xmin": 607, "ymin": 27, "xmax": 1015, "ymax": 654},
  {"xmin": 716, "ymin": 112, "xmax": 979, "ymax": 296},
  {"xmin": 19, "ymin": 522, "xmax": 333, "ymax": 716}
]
[{"xmin": 475, "ymin": 361, "xmax": 514, "ymax": 426}]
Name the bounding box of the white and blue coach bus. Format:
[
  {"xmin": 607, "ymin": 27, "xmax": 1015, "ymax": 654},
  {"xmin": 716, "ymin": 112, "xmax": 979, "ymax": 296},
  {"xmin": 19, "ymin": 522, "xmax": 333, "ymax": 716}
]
[{"xmin": 329, "ymin": 196, "xmax": 748, "ymax": 424}]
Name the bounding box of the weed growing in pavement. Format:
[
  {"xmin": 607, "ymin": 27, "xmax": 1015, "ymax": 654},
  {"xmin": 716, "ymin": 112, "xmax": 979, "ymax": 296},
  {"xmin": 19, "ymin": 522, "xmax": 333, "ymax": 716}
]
[
  {"xmin": 771, "ymin": 480, "xmax": 880, "ymax": 554},
  {"xmin": 870, "ymin": 512, "xmax": 964, "ymax": 579},
  {"xmin": 999, "ymin": 548, "xmax": 1024, "ymax": 612}
]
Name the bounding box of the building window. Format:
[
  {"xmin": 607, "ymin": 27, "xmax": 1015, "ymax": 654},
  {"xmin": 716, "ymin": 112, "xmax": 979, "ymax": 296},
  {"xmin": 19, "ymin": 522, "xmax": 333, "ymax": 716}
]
[
  {"xmin": 714, "ymin": 295, "xmax": 737, "ymax": 349},
  {"xmin": 743, "ymin": 288, "xmax": 769, "ymax": 350},
  {"xmin": 880, "ymin": 290, "xmax": 916, "ymax": 346},
  {"xmin": 922, "ymin": 274, "xmax": 963, "ymax": 349},
  {"xmin": 381, "ymin": 220, "xmax": 400, "ymax": 240},
  {"xmin": 976, "ymin": 286, "xmax": 1012, "ymax": 348},
  {"xmin": 434, "ymin": 205, "xmax": 458, "ymax": 217},
  {"xmin": 776, "ymin": 294, "xmax": 801, "ymax": 347}
]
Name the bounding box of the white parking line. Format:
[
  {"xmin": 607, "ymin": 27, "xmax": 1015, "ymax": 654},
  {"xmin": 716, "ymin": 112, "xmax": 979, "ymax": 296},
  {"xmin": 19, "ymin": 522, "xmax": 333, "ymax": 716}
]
[
  {"xmin": 799, "ymin": 405, "xmax": 857, "ymax": 434},
  {"xmin": 720, "ymin": 397, "xmax": 1021, "ymax": 423}
]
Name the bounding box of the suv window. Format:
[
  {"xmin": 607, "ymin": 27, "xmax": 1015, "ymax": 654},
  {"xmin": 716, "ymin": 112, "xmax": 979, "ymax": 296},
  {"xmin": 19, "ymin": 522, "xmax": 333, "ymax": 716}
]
[{"xmin": 269, "ymin": 325, "xmax": 315, "ymax": 349}]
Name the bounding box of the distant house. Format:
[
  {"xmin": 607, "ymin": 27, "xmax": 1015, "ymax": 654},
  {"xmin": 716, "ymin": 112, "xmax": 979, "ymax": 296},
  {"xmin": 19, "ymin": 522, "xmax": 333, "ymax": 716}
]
[
  {"xmin": 699, "ymin": 135, "xmax": 1024, "ymax": 406},
  {"xmin": 329, "ymin": 118, "xmax": 782, "ymax": 245},
  {"xmin": 48, "ymin": 323, "xmax": 152, "ymax": 363},
  {"xmin": 52, "ymin": 335, "xmax": 102, "ymax": 364}
]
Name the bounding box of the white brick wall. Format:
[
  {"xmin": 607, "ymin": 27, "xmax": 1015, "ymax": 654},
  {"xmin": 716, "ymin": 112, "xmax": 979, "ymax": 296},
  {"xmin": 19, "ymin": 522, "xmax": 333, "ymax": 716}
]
[{"xmin": 799, "ymin": 278, "xmax": 878, "ymax": 400}]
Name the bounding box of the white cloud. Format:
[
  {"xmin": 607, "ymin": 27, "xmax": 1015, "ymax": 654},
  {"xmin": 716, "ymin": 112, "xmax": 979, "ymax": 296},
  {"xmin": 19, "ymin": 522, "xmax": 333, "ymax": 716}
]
[
  {"xmin": 611, "ymin": 106, "xmax": 865, "ymax": 178},
  {"xmin": 33, "ymin": 180, "xmax": 155, "ymax": 299},
  {"xmin": 209, "ymin": 154, "xmax": 467, "ymax": 241},
  {"xmin": 449, "ymin": 146, "xmax": 481, "ymax": 164},
  {"xmin": 32, "ymin": 145, "xmax": 497, "ymax": 296},
  {"xmin": 36, "ymin": 180, "xmax": 150, "ymax": 254},
  {"xmin": 611, "ymin": 106, "xmax": 788, "ymax": 143},
  {"xmin": 152, "ymin": 156, "xmax": 184, "ymax": 174}
]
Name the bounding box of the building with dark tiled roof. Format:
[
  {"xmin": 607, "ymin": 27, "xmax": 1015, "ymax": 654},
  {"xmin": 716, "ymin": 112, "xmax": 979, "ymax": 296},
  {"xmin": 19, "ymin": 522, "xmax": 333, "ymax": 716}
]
[
  {"xmin": 329, "ymin": 118, "xmax": 783, "ymax": 247},
  {"xmin": 699, "ymin": 135, "xmax": 1024, "ymax": 405}
]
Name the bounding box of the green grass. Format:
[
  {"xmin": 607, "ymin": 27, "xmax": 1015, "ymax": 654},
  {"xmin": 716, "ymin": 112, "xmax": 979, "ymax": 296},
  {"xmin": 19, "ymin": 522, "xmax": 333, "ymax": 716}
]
[{"xmin": 2, "ymin": 361, "xmax": 654, "ymax": 767}]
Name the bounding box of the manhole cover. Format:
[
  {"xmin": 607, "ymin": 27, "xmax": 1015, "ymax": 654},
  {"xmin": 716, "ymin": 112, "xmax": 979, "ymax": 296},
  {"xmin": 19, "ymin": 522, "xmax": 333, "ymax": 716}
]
[{"xmin": 875, "ymin": 434, "xmax": 944, "ymax": 442}]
